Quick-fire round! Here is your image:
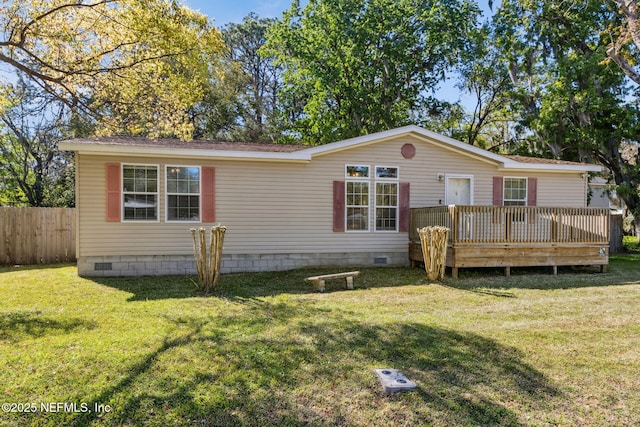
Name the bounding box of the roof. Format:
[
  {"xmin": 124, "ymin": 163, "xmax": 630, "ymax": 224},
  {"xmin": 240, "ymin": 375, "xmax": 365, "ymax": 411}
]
[
  {"xmin": 59, "ymin": 125, "xmax": 601, "ymax": 172},
  {"xmin": 67, "ymin": 136, "xmax": 308, "ymax": 153},
  {"xmin": 503, "ymin": 154, "xmax": 591, "ymax": 167}
]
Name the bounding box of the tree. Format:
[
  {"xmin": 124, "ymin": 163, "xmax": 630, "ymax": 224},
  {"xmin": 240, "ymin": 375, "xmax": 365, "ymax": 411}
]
[
  {"xmin": 264, "ymin": 0, "xmax": 480, "ymax": 144},
  {"xmin": 221, "ymin": 13, "xmax": 284, "ymax": 142},
  {"xmin": 607, "ymin": 0, "xmax": 640, "ymax": 85},
  {"xmin": 491, "ymin": 0, "xmax": 640, "ymax": 240},
  {"xmin": 189, "ymin": 60, "xmax": 247, "ymax": 141},
  {"xmin": 0, "ymin": 76, "xmax": 76, "ymax": 207},
  {"xmin": 455, "ymin": 24, "xmax": 516, "ymax": 149},
  {"xmin": 0, "ymin": 0, "xmax": 225, "ymax": 140}
]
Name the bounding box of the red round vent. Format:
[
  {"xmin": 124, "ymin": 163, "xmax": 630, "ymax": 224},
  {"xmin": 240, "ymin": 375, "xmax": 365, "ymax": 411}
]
[{"xmin": 401, "ymin": 143, "xmax": 416, "ymax": 159}]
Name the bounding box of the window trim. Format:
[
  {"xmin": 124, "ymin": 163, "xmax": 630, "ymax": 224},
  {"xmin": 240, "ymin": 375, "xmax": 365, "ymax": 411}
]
[
  {"xmin": 121, "ymin": 163, "xmax": 160, "ymax": 223},
  {"xmin": 343, "ymin": 164, "xmax": 403, "ymax": 233},
  {"xmin": 345, "ymin": 178, "xmax": 371, "ymax": 233},
  {"xmin": 374, "ymin": 165, "xmax": 399, "ymax": 180},
  {"xmin": 503, "ymin": 176, "xmax": 528, "ymax": 206},
  {"xmin": 165, "ymin": 165, "xmax": 202, "ymax": 223},
  {"xmin": 374, "ymin": 181, "xmax": 399, "ymax": 232},
  {"xmin": 374, "ymin": 165, "xmax": 399, "ymax": 232},
  {"xmin": 345, "ymin": 164, "xmax": 370, "ymax": 179}
]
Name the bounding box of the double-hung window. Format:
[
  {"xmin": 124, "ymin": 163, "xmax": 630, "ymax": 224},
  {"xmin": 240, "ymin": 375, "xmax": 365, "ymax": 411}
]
[
  {"xmin": 346, "ymin": 165, "xmax": 370, "ymax": 231},
  {"xmin": 166, "ymin": 166, "xmax": 201, "ymax": 222},
  {"xmin": 503, "ymin": 177, "xmax": 527, "ymax": 206},
  {"xmin": 122, "ymin": 164, "xmax": 158, "ymax": 221},
  {"xmin": 344, "ymin": 165, "xmax": 400, "ymax": 232},
  {"xmin": 503, "ymin": 177, "xmax": 528, "ymax": 222},
  {"xmin": 375, "ymin": 166, "xmax": 399, "ymax": 231}
]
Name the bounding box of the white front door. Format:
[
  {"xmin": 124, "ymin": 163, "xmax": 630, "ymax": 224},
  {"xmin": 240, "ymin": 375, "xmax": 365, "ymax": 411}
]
[{"xmin": 445, "ymin": 176, "xmax": 473, "ymax": 205}]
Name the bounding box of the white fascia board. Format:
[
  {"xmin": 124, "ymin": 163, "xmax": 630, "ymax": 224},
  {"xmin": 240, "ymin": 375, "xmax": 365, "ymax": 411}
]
[
  {"xmin": 58, "ymin": 141, "xmax": 312, "ymax": 163},
  {"xmin": 59, "ymin": 126, "xmax": 603, "ymax": 172},
  {"xmin": 301, "ymin": 125, "xmax": 511, "ymax": 164},
  {"xmin": 299, "ymin": 126, "xmax": 420, "ymax": 156},
  {"xmin": 499, "ymin": 161, "xmax": 602, "ymax": 173},
  {"xmin": 299, "ymin": 126, "xmax": 601, "ymax": 173}
]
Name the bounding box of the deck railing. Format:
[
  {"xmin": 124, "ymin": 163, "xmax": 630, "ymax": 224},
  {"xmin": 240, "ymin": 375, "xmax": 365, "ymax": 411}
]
[{"xmin": 409, "ymin": 205, "xmax": 610, "ymax": 245}]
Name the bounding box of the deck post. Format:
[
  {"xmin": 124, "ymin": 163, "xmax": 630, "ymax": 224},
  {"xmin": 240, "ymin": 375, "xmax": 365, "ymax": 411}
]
[{"xmin": 505, "ymin": 266, "xmax": 511, "ymax": 277}]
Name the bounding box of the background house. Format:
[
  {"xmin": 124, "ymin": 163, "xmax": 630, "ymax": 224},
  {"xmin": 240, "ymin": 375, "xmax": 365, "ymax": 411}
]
[{"xmin": 60, "ymin": 126, "xmax": 601, "ymax": 277}]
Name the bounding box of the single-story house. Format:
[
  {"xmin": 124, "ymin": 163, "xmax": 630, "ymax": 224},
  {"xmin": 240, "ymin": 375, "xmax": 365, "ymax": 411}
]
[{"xmin": 59, "ymin": 125, "xmax": 603, "ymax": 277}]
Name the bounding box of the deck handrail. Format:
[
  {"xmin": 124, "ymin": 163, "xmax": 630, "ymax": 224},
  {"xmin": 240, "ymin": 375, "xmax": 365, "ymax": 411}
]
[{"xmin": 410, "ymin": 205, "xmax": 610, "ymax": 245}]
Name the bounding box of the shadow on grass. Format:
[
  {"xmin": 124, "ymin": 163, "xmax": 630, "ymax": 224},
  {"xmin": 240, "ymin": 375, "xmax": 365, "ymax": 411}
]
[
  {"xmin": 442, "ymin": 254, "xmax": 640, "ymax": 294},
  {"xmin": 0, "ymin": 311, "xmax": 95, "ymax": 342},
  {"xmin": 0, "ymin": 262, "xmax": 76, "ymax": 274},
  {"xmin": 91, "ymin": 256, "xmax": 640, "ymax": 303},
  {"xmin": 26, "ymin": 301, "xmax": 560, "ymax": 427},
  {"xmin": 91, "ymin": 267, "xmax": 427, "ymax": 301}
]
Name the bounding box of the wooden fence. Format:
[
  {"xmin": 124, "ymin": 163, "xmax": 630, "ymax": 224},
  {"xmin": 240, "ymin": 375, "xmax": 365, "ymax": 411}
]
[
  {"xmin": 0, "ymin": 207, "xmax": 76, "ymax": 265},
  {"xmin": 610, "ymin": 213, "xmax": 624, "ymax": 253}
]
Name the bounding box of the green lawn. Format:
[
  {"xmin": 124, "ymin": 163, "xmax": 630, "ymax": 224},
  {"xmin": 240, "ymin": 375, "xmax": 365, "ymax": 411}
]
[{"xmin": 1, "ymin": 256, "xmax": 639, "ymax": 426}]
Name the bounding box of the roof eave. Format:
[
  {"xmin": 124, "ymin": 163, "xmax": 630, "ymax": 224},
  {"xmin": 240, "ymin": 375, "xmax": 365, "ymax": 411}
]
[
  {"xmin": 58, "ymin": 141, "xmax": 312, "ymax": 163},
  {"xmin": 499, "ymin": 161, "xmax": 601, "ymax": 173}
]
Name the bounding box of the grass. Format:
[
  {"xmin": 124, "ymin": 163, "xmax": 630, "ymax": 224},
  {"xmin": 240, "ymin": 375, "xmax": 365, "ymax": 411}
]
[{"xmin": 1, "ymin": 255, "xmax": 639, "ymax": 426}]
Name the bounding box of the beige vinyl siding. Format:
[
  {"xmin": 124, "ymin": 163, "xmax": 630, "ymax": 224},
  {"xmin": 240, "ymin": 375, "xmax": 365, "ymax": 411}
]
[{"xmin": 76, "ymin": 135, "xmax": 588, "ymax": 258}]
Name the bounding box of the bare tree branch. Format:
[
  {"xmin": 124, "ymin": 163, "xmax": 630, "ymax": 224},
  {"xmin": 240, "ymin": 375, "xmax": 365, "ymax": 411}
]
[{"xmin": 608, "ymin": 0, "xmax": 640, "ymax": 84}]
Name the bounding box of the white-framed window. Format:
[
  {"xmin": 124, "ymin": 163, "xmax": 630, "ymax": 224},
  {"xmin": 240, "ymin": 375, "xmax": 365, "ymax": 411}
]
[
  {"xmin": 375, "ymin": 165, "xmax": 399, "ymax": 231},
  {"xmin": 375, "ymin": 166, "xmax": 399, "ymax": 179},
  {"xmin": 346, "ymin": 165, "xmax": 370, "ymax": 231},
  {"xmin": 166, "ymin": 165, "xmax": 201, "ymax": 222},
  {"xmin": 344, "ymin": 164, "xmax": 400, "ymax": 232},
  {"xmin": 503, "ymin": 177, "xmax": 527, "ymax": 206},
  {"xmin": 122, "ymin": 164, "xmax": 159, "ymax": 222},
  {"xmin": 375, "ymin": 182, "xmax": 398, "ymax": 231},
  {"xmin": 346, "ymin": 164, "xmax": 370, "ymax": 179}
]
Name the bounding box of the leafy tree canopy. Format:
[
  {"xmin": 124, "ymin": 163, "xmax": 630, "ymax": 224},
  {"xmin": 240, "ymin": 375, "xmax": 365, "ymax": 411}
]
[
  {"xmin": 0, "ymin": 0, "xmax": 225, "ymax": 140},
  {"xmin": 264, "ymin": 0, "xmax": 480, "ymax": 144},
  {"xmin": 491, "ymin": 0, "xmax": 640, "ymax": 237},
  {"xmin": 0, "ymin": 76, "xmax": 75, "ymax": 207},
  {"xmin": 221, "ymin": 13, "xmax": 283, "ymax": 142}
]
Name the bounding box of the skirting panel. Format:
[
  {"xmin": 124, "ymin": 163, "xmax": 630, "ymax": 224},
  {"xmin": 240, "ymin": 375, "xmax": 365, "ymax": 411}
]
[{"xmin": 77, "ymin": 251, "xmax": 408, "ymax": 277}]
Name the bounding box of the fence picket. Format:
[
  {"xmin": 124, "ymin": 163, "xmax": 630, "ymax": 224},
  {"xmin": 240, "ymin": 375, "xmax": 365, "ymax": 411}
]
[{"xmin": 0, "ymin": 207, "xmax": 76, "ymax": 265}]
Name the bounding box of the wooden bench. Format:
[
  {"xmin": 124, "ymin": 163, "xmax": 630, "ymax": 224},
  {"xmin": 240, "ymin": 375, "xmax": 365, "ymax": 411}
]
[{"xmin": 305, "ymin": 271, "xmax": 360, "ymax": 292}]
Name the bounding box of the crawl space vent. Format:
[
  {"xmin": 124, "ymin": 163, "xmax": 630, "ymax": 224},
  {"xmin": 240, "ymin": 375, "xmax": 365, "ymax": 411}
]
[{"xmin": 94, "ymin": 262, "xmax": 113, "ymax": 271}]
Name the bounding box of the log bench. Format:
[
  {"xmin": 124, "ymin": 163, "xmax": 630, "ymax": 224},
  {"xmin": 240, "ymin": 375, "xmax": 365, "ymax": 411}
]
[{"xmin": 305, "ymin": 271, "xmax": 360, "ymax": 292}]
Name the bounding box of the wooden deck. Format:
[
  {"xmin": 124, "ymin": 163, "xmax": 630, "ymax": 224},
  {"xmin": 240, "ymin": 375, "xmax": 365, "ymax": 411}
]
[{"xmin": 409, "ymin": 205, "xmax": 610, "ymax": 278}]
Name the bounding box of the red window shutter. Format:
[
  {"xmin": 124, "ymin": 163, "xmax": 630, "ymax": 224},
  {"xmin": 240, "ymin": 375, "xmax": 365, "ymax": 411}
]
[
  {"xmin": 105, "ymin": 163, "xmax": 121, "ymax": 222},
  {"xmin": 201, "ymin": 167, "xmax": 216, "ymax": 222},
  {"xmin": 399, "ymin": 182, "xmax": 410, "ymax": 232},
  {"xmin": 492, "ymin": 176, "xmax": 504, "ymax": 206},
  {"xmin": 492, "ymin": 176, "xmax": 503, "ymax": 224},
  {"xmin": 527, "ymin": 177, "xmax": 538, "ymax": 224},
  {"xmin": 333, "ymin": 181, "xmax": 345, "ymax": 232},
  {"xmin": 527, "ymin": 177, "xmax": 537, "ymax": 206}
]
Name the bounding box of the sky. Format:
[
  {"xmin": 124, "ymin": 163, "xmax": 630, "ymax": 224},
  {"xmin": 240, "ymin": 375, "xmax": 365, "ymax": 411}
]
[
  {"xmin": 184, "ymin": 0, "xmax": 295, "ymax": 27},
  {"xmin": 183, "ymin": 0, "xmax": 496, "ymax": 27}
]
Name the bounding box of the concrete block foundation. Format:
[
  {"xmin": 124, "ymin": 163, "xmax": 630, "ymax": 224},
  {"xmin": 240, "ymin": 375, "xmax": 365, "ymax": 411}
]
[{"xmin": 77, "ymin": 251, "xmax": 408, "ymax": 277}]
